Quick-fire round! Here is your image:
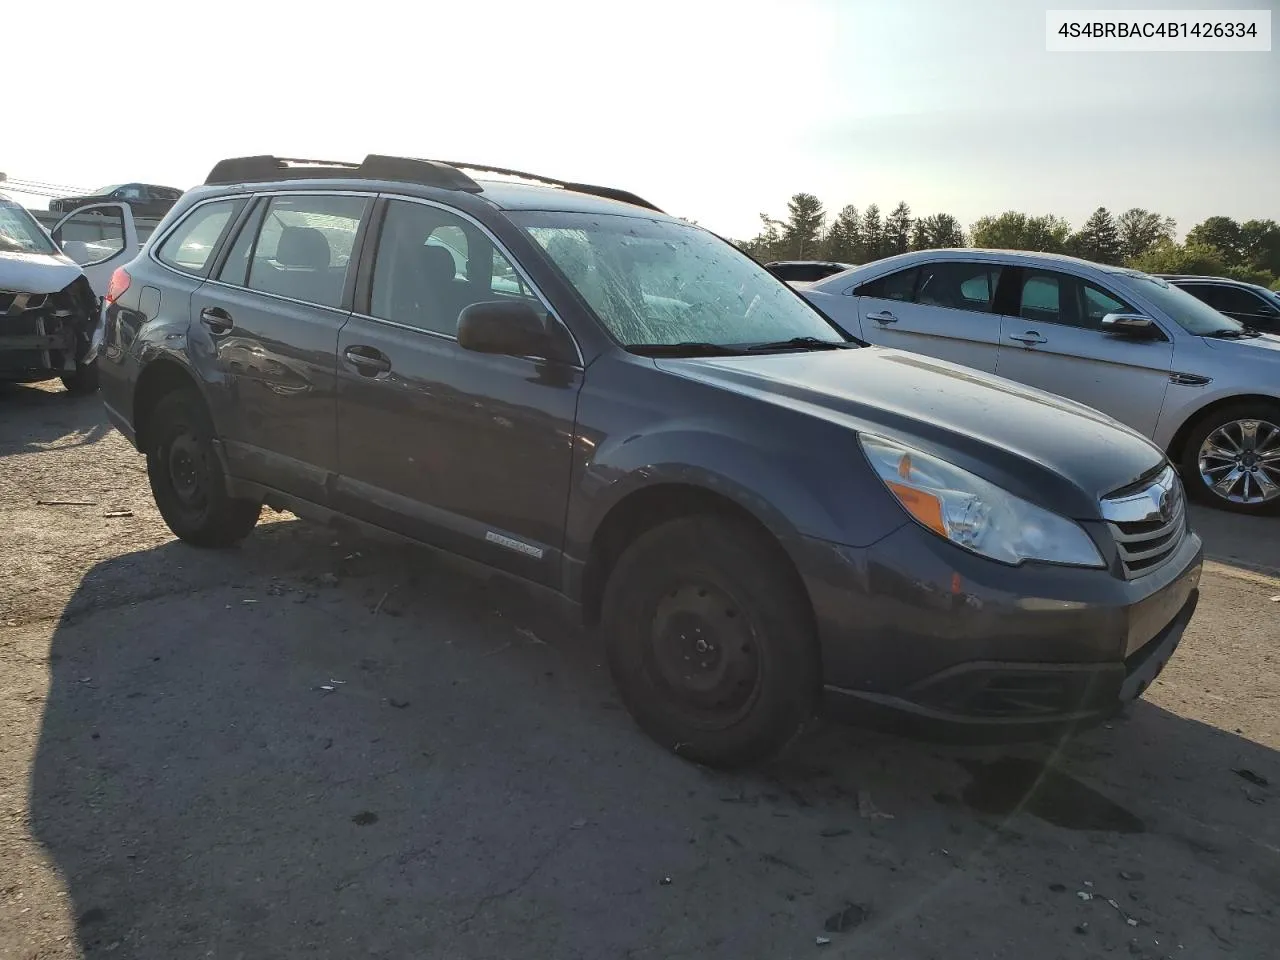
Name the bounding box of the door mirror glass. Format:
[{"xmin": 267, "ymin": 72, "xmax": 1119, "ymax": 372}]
[
  {"xmin": 1101, "ymin": 312, "xmax": 1158, "ymax": 336},
  {"xmin": 457, "ymin": 300, "xmax": 553, "ymax": 358}
]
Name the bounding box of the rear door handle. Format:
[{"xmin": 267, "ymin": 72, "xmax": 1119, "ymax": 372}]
[
  {"xmin": 1008, "ymin": 330, "xmax": 1047, "ymax": 345},
  {"xmin": 343, "ymin": 345, "xmax": 392, "ymax": 376},
  {"xmin": 867, "ymin": 310, "xmax": 898, "ymax": 324},
  {"xmin": 199, "ymin": 306, "xmax": 233, "ymax": 334}
]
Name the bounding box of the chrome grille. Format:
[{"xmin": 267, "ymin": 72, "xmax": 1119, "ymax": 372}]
[{"xmin": 1100, "ymin": 465, "xmax": 1188, "ymax": 580}]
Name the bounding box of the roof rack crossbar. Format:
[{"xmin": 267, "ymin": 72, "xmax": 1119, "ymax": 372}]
[
  {"xmin": 204, "ymin": 154, "xmax": 482, "ymax": 193},
  {"xmin": 434, "ymin": 160, "xmax": 663, "ymax": 213}
]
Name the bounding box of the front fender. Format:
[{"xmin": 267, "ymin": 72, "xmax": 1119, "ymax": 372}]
[{"xmin": 564, "ymin": 417, "xmax": 909, "ymax": 564}]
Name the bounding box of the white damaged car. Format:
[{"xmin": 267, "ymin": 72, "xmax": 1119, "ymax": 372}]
[{"xmin": 1, "ymin": 192, "xmax": 137, "ymax": 394}]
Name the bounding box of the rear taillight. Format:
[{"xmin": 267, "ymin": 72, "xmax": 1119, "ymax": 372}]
[{"xmin": 105, "ymin": 268, "xmax": 131, "ymax": 304}]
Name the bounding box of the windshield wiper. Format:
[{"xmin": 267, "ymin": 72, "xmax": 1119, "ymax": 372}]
[
  {"xmin": 1204, "ymin": 328, "xmax": 1259, "ymax": 339},
  {"xmin": 745, "ymin": 336, "xmax": 853, "ymax": 353},
  {"xmin": 626, "ymin": 341, "xmax": 749, "ymax": 357}
]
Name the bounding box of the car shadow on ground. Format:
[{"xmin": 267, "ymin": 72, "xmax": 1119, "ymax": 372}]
[
  {"xmin": 1190, "ymin": 504, "xmax": 1280, "ymax": 575},
  {"xmin": 28, "ymin": 522, "xmax": 1280, "ymax": 959},
  {"xmin": 0, "ymin": 383, "xmax": 109, "ymax": 458}
]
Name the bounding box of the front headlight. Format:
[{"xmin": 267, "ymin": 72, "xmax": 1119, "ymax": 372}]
[{"xmin": 859, "ymin": 434, "xmax": 1105, "ymax": 568}]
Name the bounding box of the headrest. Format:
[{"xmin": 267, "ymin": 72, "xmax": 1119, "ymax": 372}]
[{"xmin": 275, "ymin": 226, "xmax": 330, "ymax": 268}]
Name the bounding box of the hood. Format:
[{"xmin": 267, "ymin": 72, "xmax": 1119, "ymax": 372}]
[
  {"xmin": 656, "ymin": 346, "xmax": 1167, "ymax": 519},
  {"xmin": 0, "ymin": 249, "xmax": 85, "ymax": 295}
]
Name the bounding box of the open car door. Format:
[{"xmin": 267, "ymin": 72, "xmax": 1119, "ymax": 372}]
[{"xmin": 50, "ymin": 202, "xmax": 138, "ymax": 300}]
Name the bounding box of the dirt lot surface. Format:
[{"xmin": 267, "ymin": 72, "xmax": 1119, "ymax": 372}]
[{"xmin": 2, "ymin": 381, "xmax": 1277, "ymax": 960}]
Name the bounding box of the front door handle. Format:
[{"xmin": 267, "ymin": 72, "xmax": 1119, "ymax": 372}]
[
  {"xmin": 199, "ymin": 306, "xmax": 233, "ymax": 334},
  {"xmin": 867, "ymin": 310, "xmax": 898, "ymax": 324},
  {"xmin": 343, "ymin": 345, "xmax": 392, "ymax": 376},
  {"xmin": 1008, "ymin": 330, "xmax": 1047, "ymax": 345}
]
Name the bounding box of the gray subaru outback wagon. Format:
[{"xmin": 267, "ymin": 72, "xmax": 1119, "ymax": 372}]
[{"xmin": 96, "ymin": 155, "xmax": 1203, "ymax": 767}]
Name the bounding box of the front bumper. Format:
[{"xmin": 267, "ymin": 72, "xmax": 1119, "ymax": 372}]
[{"xmin": 797, "ymin": 518, "xmax": 1203, "ymax": 742}]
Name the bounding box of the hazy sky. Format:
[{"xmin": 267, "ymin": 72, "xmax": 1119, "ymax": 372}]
[{"xmin": 5, "ymin": 0, "xmax": 1276, "ymax": 240}]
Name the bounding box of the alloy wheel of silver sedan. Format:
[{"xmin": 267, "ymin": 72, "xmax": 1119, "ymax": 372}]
[{"xmin": 1197, "ymin": 418, "xmax": 1280, "ymax": 506}]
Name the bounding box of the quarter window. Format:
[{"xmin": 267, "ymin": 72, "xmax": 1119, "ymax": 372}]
[
  {"xmin": 370, "ymin": 200, "xmax": 537, "ymax": 336},
  {"xmin": 856, "ymin": 268, "xmax": 917, "ymax": 301},
  {"xmin": 245, "ymin": 195, "xmax": 369, "ymax": 308},
  {"xmin": 156, "ymin": 199, "xmax": 242, "ymax": 275}
]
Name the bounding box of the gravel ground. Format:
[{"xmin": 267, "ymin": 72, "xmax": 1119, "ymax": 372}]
[{"xmin": 2, "ymin": 381, "xmax": 1277, "ymax": 960}]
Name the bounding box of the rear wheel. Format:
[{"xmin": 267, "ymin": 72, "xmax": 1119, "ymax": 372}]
[
  {"xmin": 600, "ymin": 515, "xmax": 819, "ymax": 768},
  {"xmin": 1178, "ymin": 402, "xmax": 1280, "ymax": 516},
  {"xmin": 145, "ymin": 390, "xmax": 261, "ymax": 546},
  {"xmin": 60, "ymin": 361, "xmax": 99, "ymax": 396}
]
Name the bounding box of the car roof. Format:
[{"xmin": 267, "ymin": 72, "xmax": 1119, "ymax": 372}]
[{"xmin": 806, "ymin": 247, "xmax": 1141, "ymax": 292}]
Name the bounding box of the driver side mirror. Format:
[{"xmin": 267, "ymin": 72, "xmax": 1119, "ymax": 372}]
[
  {"xmin": 458, "ymin": 300, "xmax": 558, "ymax": 360},
  {"xmin": 1101, "ymin": 313, "xmax": 1161, "ymax": 338}
]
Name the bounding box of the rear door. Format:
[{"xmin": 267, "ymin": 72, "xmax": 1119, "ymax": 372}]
[
  {"xmin": 852, "ymin": 259, "xmax": 1005, "ymax": 372},
  {"xmin": 993, "ymin": 267, "xmax": 1174, "ymax": 436},
  {"xmin": 334, "ymin": 196, "xmax": 583, "ymax": 586},
  {"xmin": 186, "ymin": 191, "xmax": 371, "ymax": 503},
  {"xmin": 50, "ymin": 203, "xmax": 138, "ymax": 299}
]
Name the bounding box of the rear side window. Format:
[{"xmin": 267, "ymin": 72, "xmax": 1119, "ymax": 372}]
[
  {"xmin": 1184, "ymin": 283, "xmax": 1271, "ymax": 315},
  {"xmin": 915, "ymin": 262, "xmax": 1002, "ymax": 313},
  {"xmin": 856, "ymin": 268, "xmax": 917, "ymax": 301},
  {"xmin": 245, "ymin": 195, "xmax": 369, "ymax": 308},
  {"xmin": 156, "ymin": 199, "xmax": 241, "ymax": 275}
]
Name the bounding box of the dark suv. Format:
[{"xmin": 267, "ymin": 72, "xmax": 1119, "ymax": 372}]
[{"xmin": 97, "ymin": 154, "xmax": 1203, "ymax": 767}]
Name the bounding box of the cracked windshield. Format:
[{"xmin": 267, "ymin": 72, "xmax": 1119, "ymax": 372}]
[
  {"xmin": 1, "ymin": 2, "xmax": 1276, "ymax": 959},
  {"xmin": 520, "ymin": 214, "xmax": 846, "ymax": 350}
]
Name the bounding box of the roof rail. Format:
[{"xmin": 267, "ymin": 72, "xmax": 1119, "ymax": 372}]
[
  {"xmin": 435, "ymin": 160, "xmax": 663, "ymax": 213},
  {"xmin": 204, "ymin": 155, "xmax": 482, "ymax": 192},
  {"xmin": 203, "ymin": 153, "xmax": 661, "ymax": 213}
]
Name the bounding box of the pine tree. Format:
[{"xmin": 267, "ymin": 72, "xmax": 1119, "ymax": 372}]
[
  {"xmin": 1069, "ymin": 207, "xmax": 1122, "ymax": 264},
  {"xmin": 885, "ymin": 202, "xmax": 912, "ymax": 255},
  {"xmin": 910, "ymin": 213, "xmax": 965, "ymax": 250},
  {"xmin": 860, "ymin": 204, "xmax": 884, "ymax": 261},
  {"xmin": 782, "ymin": 193, "xmax": 825, "ymax": 260}
]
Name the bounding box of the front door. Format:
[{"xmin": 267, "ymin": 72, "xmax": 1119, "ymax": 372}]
[
  {"xmin": 994, "ymin": 267, "xmax": 1174, "ymax": 437},
  {"xmin": 852, "ymin": 260, "xmax": 1005, "ymax": 372},
  {"xmin": 186, "ymin": 192, "xmax": 372, "ymax": 502},
  {"xmin": 334, "ymin": 197, "xmax": 582, "ymax": 586},
  {"xmin": 50, "ymin": 202, "xmax": 138, "ymax": 299}
]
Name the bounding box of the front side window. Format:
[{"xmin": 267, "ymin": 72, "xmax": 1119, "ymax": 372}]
[
  {"xmin": 245, "ymin": 195, "xmax": 369, "ymax": 308},
  {"xmin": 915, "ymin": 262, "xmax": 1002, "ymax": 313},
  {"xmin": 156, "ymin": 199, "xmax": 241, "ymax": 274},
  {"xmin": 0, "ymin": 197, "xmax": 58, "ymax": 256},
  {"xmin": 370, "ymin": 200, "xmax": 536, "ymax": 336},
  {"xmin": 516, "ymin": 212, "xmax": 845, "ymax": 348},
  {"xmin": 1017, "ymin": 270, "xmax": 1136, "ymax": 330}
]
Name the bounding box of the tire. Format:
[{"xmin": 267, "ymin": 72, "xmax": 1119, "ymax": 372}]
[
  {"xmin": 145, "ymin": 389, "xmax": 261, "ymax": 546},
  {"xmin": 60, "ymin": 361, "xmax": 99, "ymax": 396},
  {"xmin": 600, "ymin": 515, "xmax": 820, "ymax": 768},
  {"xmin": 1177, "ymin": 402, "xmax": 1280, "ymax": 516}
]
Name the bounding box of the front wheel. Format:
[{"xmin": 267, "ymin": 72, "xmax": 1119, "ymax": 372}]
[
  {"xmin": 1178, "ymin": 402, "xmax": 1280, "ymax": 516},
  {"xmin": 600, "ymin": 515, "xmax": 820, "ymax": 768},
  {"xmin": 146, "ymin": 389, "xmax": 261, "ymax": 546}
]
